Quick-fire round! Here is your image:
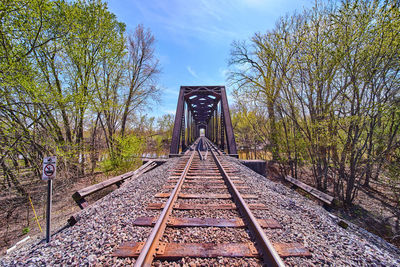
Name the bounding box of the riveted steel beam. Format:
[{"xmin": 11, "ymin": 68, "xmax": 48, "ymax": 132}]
[{"xmin": 170, "ymin": 86, "xmax": 237, "ymax": 156}]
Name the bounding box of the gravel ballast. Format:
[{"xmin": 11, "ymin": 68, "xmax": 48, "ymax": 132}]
[
  {"xmin": 222, "ymin": 156, "xmax": 400, "ymax": 266},
  {"xmin": 1, "ymin": 158, "xmax": 179, "ymax": 266},
  {"xmin": 1, "ymin": 154, "xmax": 400, "ymax": 266}
]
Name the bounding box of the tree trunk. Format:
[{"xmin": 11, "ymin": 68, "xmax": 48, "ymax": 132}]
[{"xmin": 267, "ymin": 100, "xmax": 279, "ymax": 160}]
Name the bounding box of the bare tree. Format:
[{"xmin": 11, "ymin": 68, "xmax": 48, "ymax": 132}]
[{"xmin": 121, "ymin": 24, "xmax": 161, "ymax": 137}]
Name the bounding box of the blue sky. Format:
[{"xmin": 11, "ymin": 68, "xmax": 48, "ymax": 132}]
[{"xmin": 107, "ymin": 0, "xmax": 313, "ymax": 118}]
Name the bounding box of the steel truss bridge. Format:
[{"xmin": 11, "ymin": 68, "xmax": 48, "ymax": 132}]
[{"xmin": 170, "ymin": 86, "xmax": 237, "ymax": 157}]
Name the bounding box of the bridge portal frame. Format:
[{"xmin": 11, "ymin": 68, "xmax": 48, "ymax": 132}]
[{"xmin": 170, "ymin": 86, "xmax": 237, "ymax": 155}]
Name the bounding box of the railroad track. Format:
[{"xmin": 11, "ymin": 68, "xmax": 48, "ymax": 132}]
[{"xmin": 113, "ymin": 137, "xmax": 311, "ymax": 266}]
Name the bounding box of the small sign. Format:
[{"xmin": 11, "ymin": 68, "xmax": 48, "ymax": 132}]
[{"xmin": 42, "ymin": 156, "xmax": 57, "ymax": 180}]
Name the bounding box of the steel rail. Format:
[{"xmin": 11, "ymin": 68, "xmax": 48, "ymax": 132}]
[
  {"xmin": 207, "ymin": 140, "xmax": 221, "ymax": 155},
  {"xmin": 203, "ymin": 139, "xmax": 209, "ymax": 160},
  {"xmin": 206, "ymin": 138, "xmax": 285, "ymax": 267},
  {"xmin": 196, "ymin": 138, "xmax": 204, "ymax": 161},
  {"xmin": 184, "ymin": 137, "xmax": 201, "ymax": 155},
  {"xmin": 134, "ymin": 150, "xmax": 196, "ymax": 266}
]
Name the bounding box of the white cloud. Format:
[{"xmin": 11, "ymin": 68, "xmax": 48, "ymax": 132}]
[
  {"xmin": 116, "ymin": 0, "xmax": 312, "ymax": 46},
  {"xmin": 187, "ymin": 66, "xmax": 199, "ymax": 78},
  {"xmin": 133, "ymin": 0, "xmax": 243, "ymax": 43}
]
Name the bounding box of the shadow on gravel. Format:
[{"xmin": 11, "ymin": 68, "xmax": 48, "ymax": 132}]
[{"xmin": 336, "ymin": 204, "xmax": 399, "ymax": 248}]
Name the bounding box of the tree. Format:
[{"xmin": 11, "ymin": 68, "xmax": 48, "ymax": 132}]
[
  {"xmin": 120, "ymin": 25, "xmax": 161, "ymax": 138},
  {"xmin": 229, "ymin": 15, "xmax": 302, "ymax": 160},
  {"xmin": 229, "ymin": 0, "xmax": 400, "ymax": 206},
  {"xmin": 0, "ymin": 0, "xmax": 67, "ymax": 194},
  {"xmin": 0, "ymin": 0, "xmax": 162, "ymax": 195}
]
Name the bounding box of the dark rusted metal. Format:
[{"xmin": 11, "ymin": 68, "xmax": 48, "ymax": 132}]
[
  {"xmin": 133, "ymin": 216, "xmax": 282, "ymax": 229},
  {"xmin": 133, "ymin": 151, "xmax": 195, "ymax": 266},
  {"xmin": 147, "ymin": 203, "xmax": 268, "ymax": 210},
  {"xmin": 162, "ymin": 185, "xmax": 250, "ymax": 189},
  {"xmin": 114, "ymin": 242, "xmax": 259, "ymax": 258},
  {"xmin": 167, "ymin": 179, "xmax": 245, "ymax": 184},
  {"xmin": 206, "ymin": 139, "xmax": 285, "ymax": 267},
  {"xmin": 220, "ymin": 87, "xmax": 237, "ymax": 154},
  {"xmin": 114, "ymin": 242, "xmax": 310, "ymax": 259},
  {"xmin": 169, "ymin": 175, "xmax": 223, "ymax": 179},
  {"xmin": 170, "ymin": 88, "xmax": 185, "ymax": 155},
  {"xmin": 155, "ymin": 193, "xmax": 258, "ymax": 199},
  {"xmin": 273, "ymin": 243, "xmax": 312, "ymax": 258},
  {"xmin": 180, "ymin": 104, "xmax": 186, "ymax": 151},
  {"xmin": 170, "ymin": 86, "xmax": 237, "ymax": 155}
]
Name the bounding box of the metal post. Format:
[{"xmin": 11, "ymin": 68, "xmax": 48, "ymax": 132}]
[
  {"xmin": 213, "ymin": 107, "xmax": 216, "ymax": 143},
  {"xmin": 192, "ymin": 116, "xmax": 194, "ymax": 143},
  {"xmin": 186, "ymin": 106, "xmax": 190, "ymax": 146},
  {"xmin": 181, "ymin": 104, "xmax": 186, "ymax": 151},
  {"xmin": 46, "ymin": 179, "xmax": 52, "ymax": 243},
  {"xmin": 206, "ymin": 121, "xmax": 211, "ymax": 139},
  {"xmin": 211, "ymin": 113, "xmax": 214, "ymax": 142},
  {"xmin": 221, "ymin": 109, "xmax": 225, "ymax": 152},
  {"xmin": 170, "ymin": 88, "xmax": 185, "ymax": 154},
  {"xmin": 215, "ymin": 104, "xmax": 219, "ymax": 146},
  {"xmin": 190, "ymin": 116, "xmax": 193, "ymax": 143},
  {"xmin": 210, "ymin": 115, "xmax": 212, "ymax": 141},
  {"xmin": 220, "ymin": 87, "xmax": 237, "ymax": 154}
]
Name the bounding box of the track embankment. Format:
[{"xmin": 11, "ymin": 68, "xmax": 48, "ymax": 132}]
[{"xmin": 1, "ymin": 152, "xmax": 399, "ymax": 266}]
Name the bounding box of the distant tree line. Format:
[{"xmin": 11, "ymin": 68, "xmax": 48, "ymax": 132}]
[
  {"xmin": 229, "ymin": 0, "xmax": 399, "ymax": 206},
  {"xmin": 0, "ymin": 0, "xmax": 172, "ymax": 198}
]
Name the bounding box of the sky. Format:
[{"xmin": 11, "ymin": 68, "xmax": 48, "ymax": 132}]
[{"xmin": 107, "ymin": 0, "xmax": 313, "ymax": 118}]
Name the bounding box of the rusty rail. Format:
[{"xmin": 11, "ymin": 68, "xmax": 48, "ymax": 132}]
[
  {"xmin": 205, "ymin": 138, "xmax": 285, "ymax": 266},
  {"xmin": 134, "ymin": 151, "xmax": 195, "ymax": 266}
]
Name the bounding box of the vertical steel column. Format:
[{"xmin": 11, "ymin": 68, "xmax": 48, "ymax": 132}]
[
  {"xmin": 220, "ymin": 87, "xmax": 237, "ymax": 154},
  {"xmin": 211, "ymin": 114, "xmax": 214, "ymax": 142},
  {"xmin": 214, "ymin": 108, "xmax": 217, "ymax": 144},
  {"xmin": 212, "ymin": 109, "xmax": 214, "ymax": 143},
  {"xmin": 210, "ymin": 118, "xmax": 213, "ymax": 139},
  {"xmin": 170, "ymin": 88, "xmax": 185, "ymax": 154},
  {"xmin": 181, "ymin": 103, "xmax": 186, "ymax": 151},
  {"xmin": 220, "ymin": 108, "xmax": 225, "ymax": 151},
  {"xmin": 186, "ymin": 106, "xmax": 190, "ymax": 146},
  {"xmin": 190, "ymin": 116, "xmax": 195, "ymax": 143},
  {"xmin": 207, "ymin": 120, "xmax": 211, "ymax": 139},
  {"xmin": 215, "ymin": 104, "xmax": 219, "ymax": 146},
  {"xmin": 192, "ymin": 121, "xmax": 195, "ymax": 140}
]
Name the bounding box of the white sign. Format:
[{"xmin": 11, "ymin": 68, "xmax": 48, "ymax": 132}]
[{"xmin": 42, "ymin": 156, "xmax": 57, "ymax": 180}]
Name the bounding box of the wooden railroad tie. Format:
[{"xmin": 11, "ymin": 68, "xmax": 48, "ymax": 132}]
[
  {"xmin": 133, "ymin": 216, "xmax": 282, "ymax": 228},
  {"xmin": 147, "ymin": 202, "xmax": 268, "ymax": 210},
  {"xmin": 162, "ymin": 185, "xmax": 250, "ymax": 190},
  {"xmin": 167, "ymin": 179, "xmax": 245, "ymax": 184},
  {"xmin": 155, "ymin": 193, "xmax": 258, "ymax": 199},
  {"xmin": 113, "ymin": 242, "xmax": 311, "ymax": 258}
]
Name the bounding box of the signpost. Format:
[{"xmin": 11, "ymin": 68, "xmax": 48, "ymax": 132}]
[{"xmin": 42, "ymin": 156, "xmax": 56, "ymax": 243}]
